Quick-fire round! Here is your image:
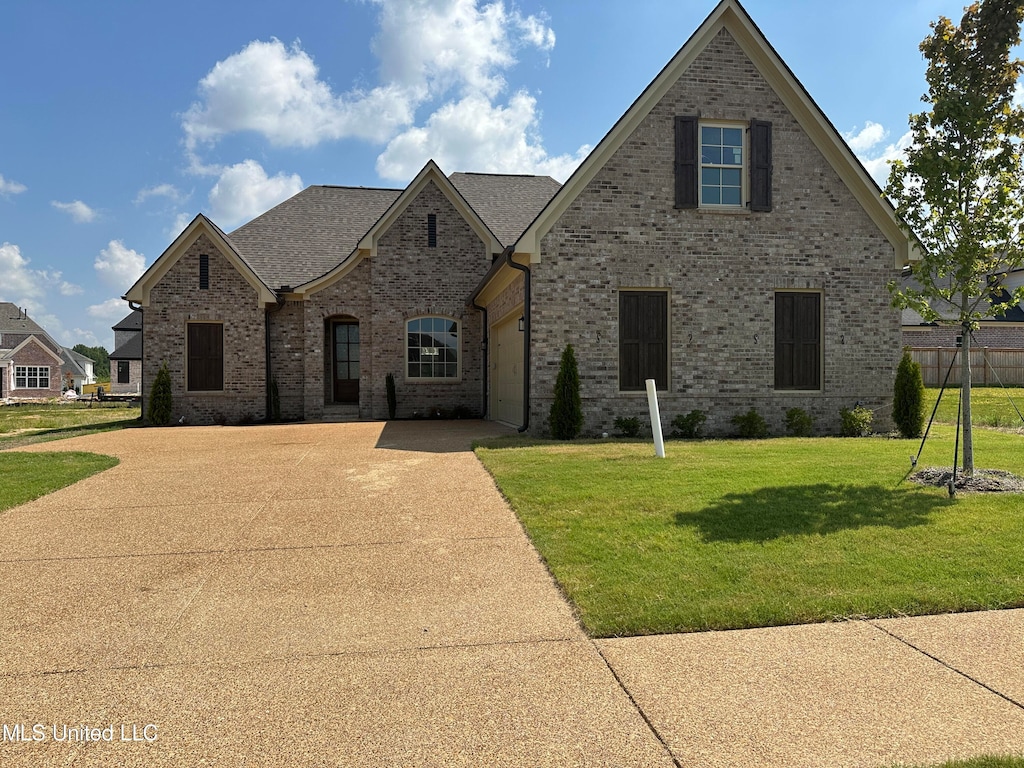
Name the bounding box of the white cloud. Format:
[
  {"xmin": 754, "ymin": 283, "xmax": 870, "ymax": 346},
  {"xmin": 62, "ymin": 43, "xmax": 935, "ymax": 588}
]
[
  {"xmin": 87, "ymin": 297, "xmax": 131, "ymax": 320},
  {"xmin": 135, "ymin": 183, "xmax": 183, "ymax": 205},
  {"xmin": 208, "ymin": 159, "xmax": 303, "ymax": 228},
  {"xmin": 51, "ymin": 199, "xmax": 98, "ymax": 223},
  {"xmin": 0, "ymin": 174, "xmax": 26, "ymax": 196},
  {"xmin": 182, "ymin": 39, "xmax": 412, "ymax": 152},
  {"xmin": 182, "ymin": 1, "xmax": 570, "ymax": 184},
  {"xmin": 0, "ymin": 242, "xmax": 45, "ymax": 299},
  {"xmin": 169, "ymin": 212, "xmax": 194, "ymax": 238},
  {"xmin": 94, "ymin": 240, "xmax": 146, "ymax": 289},
  {"xmin": 69, "ymin": 327, "xmax": 101, "ymax": 347},
  {"xmin": 59, "ymin": 281, "xmax": 83, "ymax": 296},
  {"xmin": 377, "ymin": 91, "xmax": 589, "ymax": 181},
  {"xmin": 843, "ymin": 122, "xmax": 913, "ymax": 186}
]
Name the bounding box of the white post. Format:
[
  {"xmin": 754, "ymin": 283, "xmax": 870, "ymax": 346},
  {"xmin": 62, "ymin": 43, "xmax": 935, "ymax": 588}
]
[{"xmin": 645, "ymin": 378, "xmax": 666, "ymax": 458}]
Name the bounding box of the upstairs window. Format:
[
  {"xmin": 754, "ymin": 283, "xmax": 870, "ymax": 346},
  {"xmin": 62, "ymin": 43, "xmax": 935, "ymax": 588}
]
[
  {"xmin": 407, "ymin": 317, "xmax": 459, "ymax": 380},
  {"xmin": 675, "ymin": 117, "xmax": 772, "ymax": 211}
]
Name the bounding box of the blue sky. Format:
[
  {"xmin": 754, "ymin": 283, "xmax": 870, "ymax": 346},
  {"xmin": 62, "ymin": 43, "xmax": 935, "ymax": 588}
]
[{"xmin": 0, "ymin": 0, "xmax": 972, "ymax": 351}]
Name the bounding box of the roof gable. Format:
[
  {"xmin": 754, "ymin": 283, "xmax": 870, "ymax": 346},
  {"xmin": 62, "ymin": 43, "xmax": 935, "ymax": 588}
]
[
  {"xmin": 448, "ymin": 173, "xmax": 561, "ymax": 247},
  {"xmin": 513, "ymin": 0, "xmax": 911, "ymax": 269},
  {"xmin": 3, "ymin": 334, "xmax": 64, "ymax": 364},
  {"xmin": 299, "ymin": 161, "xmax": 501, "ymax": 296},
  {"xmin": 124, "ymin": 214, "xmax": 277, "ymax": 306}
]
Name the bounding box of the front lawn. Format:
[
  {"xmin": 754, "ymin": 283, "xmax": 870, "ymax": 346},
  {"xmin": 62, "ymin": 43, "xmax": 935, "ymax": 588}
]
[
  {"xmin": 928, "ymin": 386, "xmax": 1024, "ymax": 429},
  {"xmin": 476, "ymin": 426, "xmax": 1024, "ymax": 637},
  {"xmin": 0, "ymin": 401, "xmax": 140, "ymax": 449},
  {"xmin": 0, "ymin": 452, "xmax": 119, "ymax": 513}
]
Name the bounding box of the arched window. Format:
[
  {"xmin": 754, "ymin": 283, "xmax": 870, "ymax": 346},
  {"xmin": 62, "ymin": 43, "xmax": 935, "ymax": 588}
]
[{"xmin": 407, "ymin": 317, "xmax": 459, "ymax": 380}]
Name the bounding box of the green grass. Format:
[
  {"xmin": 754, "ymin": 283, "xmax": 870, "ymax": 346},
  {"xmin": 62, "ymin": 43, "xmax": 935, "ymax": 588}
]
[
  {"xmin": 0, "ymin": 402, "xmax": 140, "ymax": 449},
  {"xmin": 896, "ymin": 757, "xmax": 1024, "ymax": 768},
  {"xmin": 476, "ymin": 426, "xmax": 1024, "ymax": 637},
  {"xmin": 0, "ymin": 452, "xmax": 119, "ymax": 513},
  {"xmin": 927, "ymin": 386, "xmax": 1024, "ymax": 429}
]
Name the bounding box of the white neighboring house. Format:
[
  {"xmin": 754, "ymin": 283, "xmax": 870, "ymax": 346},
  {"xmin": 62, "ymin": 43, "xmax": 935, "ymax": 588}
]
[{"xmin": 62, "ymin": 348, "xmax": 97, "ymax": 392}]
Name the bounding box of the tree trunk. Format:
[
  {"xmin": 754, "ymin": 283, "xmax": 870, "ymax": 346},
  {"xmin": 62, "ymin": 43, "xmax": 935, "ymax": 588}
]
[{"xmin": 961, "ymin": 323, "xmax": 975, "ymax": 476}]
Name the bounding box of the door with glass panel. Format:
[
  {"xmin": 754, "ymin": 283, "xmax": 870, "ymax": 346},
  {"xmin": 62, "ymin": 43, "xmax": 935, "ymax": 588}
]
[{"xmin": 332, "ymin": 321, "xmax": 359, "ymax": 403}]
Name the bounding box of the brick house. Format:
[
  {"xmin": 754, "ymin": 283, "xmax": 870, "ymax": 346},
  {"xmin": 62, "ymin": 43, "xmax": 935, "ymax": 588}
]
[
  {"xmin": 109, "ymin": 310, "xmax": 143, "ymax": 395},
  {"xmin": 0, "ymin": 303, "xmax": 68, "ymax": 400},
  {"xmin": 125, "ymin": 0, "xmax": 912, "ymax": 434}
]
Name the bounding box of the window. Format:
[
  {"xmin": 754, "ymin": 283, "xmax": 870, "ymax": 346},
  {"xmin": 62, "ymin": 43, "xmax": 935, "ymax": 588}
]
[
  {"xmin": 700, "ymin": 124, "xmax": 744, "ymax": 206},
  {"xmin": 674, "ymin": 116, "xmax": 772, "ymax": 211},
  {"xmin": 187, "ymin": 322, "xmax": 223, "ymax": 391},
  {"xmin": 775, "ymin": 292, "xmax": 821, "ymax": 390},
  {"xmin": 427, "ymin": 214, "xmax": 437, "ymax": 248},
  {"xmin": 407, "ymin": 317, "xmax": 458, "ymax": 379},
  {"xmin": 117, "ymin": 360, "xmax": 131, "ymax": 384},
  {"xmin": 15, "ymin": 366, "xmax": 49, "ymax": 389},
  {"xmin": 619, "ymin": 291, "xmax": 668, "ymax": 391},
  {"xmin": 199, "ymin": 254, "xmax": 209, "ymax": 289}
]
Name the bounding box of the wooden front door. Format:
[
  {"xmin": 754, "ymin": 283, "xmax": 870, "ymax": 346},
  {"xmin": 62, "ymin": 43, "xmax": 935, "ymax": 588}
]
[{"xmin": 332, "ymin": 321, "xmax": 360, "ymax": 403}]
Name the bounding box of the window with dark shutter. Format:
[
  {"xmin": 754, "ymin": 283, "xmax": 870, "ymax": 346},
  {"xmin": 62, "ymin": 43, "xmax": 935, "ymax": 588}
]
[
  {"xmin": 749, "ymin": 119, "xmax": 773, "ymax": 212},
  {"xmin": 674, "ymin": 116, "xmax": 698, "ymax": 209},
  {"xmin": 619, "ymin": 291, "xmax": 668, "ymax": 391},
  {"xmin": 427, "ymin": 214, "xmax": 437, "ymax": 248},
  {"xmin": 775, "ymin": 292, "xmax": 820, "ymax": 390},
  {"xmin": 199, "ymin": 254, "xmax": 210, "ymax": 289},
  {"xmin": 187, "ymin": 322, "xmax": 224, "ymax": 391},
  {"xmin": 117, "ymin": 360, "xmax": 130, "ymax": 384}
]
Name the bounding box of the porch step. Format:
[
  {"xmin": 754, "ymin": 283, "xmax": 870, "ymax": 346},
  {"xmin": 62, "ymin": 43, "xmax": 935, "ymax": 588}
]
[{"xmin": 320, "ymin": 404, "xmax": 363, "ymax": 422}]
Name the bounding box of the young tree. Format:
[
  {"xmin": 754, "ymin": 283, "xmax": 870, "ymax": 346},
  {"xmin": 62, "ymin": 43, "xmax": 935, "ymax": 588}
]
[
  {"xmin": 886, "ymin": 0, "xmax": 1024, "ymax": 475},
  {"xmin": 549, "ymin": 343, "xmax": 583, "ymax": 440}
]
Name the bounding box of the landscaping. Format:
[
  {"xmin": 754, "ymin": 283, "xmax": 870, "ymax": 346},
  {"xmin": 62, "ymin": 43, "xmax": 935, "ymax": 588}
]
[
  {"xmin": 0, "ymin": 451, "xmax": 119, "ymax": 513},
  {"xmin": 476, "ymin": 415, "xmax": 1024, "ymax": 638},
  {"xmin": 0, "ymin": 401, "xmax": 140, "ymax": 449}
]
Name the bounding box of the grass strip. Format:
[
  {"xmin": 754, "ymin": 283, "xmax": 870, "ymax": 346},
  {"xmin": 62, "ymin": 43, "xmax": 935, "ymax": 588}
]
[{"xmin": 0, "ymin": 452, "xmax": 119, "ymax": 513}]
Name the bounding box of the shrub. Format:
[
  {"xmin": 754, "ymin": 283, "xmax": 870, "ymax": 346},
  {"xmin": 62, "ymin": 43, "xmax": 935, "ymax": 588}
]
[
  {"xmin": 452, "ymin": 404, "xmax": 474, "ymax": 419},
  {"xmin": 147, "ymin": 361, "xmax": 172, "ymax": 426},
  {"xmin": 613, "ymin": 416, "xmax": 642, "ymax": 438},
  {"xmin": 671, "ymin": 410, "xmax": 707, "ymax": 439},
  {"xmin": 385, "ymin": 372, "xmax": 397, "ymax": 419},
  {"xmin": 785, "ymin": 407, "xmax": 815, "ymax": 437},
  {"xmin": 893, "ymin": 351, "xmax": 925, "ymax": 438},
  {"xmin": 840, "ymin": 405, "xmax": 873, "ymax": 437},
  {"xmin": 731, "ymin": 407, "xmax": 768, "ymax": 439},
  {"xmin": 549, "ymin": 344, "xmax": 583, "ymax": 440}
]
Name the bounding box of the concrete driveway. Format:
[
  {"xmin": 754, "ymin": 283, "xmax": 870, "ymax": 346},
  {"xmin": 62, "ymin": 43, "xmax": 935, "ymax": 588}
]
[{"xmin": 3, "ymin": 420, "xmax": 1024, "ymax": 766}]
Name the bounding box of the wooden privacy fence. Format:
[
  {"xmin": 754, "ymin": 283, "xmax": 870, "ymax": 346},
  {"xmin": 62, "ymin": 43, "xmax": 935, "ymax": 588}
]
[{"xmin": 908, "ymin": 347, "xmax": 1024, "ymax": 387}]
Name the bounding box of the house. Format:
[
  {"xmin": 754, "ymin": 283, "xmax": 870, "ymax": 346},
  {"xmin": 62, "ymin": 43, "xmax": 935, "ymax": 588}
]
[
  {"xmin": 109, "ymin": 310, "xmax": 143, "ymax": 395},
  {"xmin": 62, "ymin": 348, "xmax": 97, "ymax": 393},
  {"xmin": 125, "ymin": 0, "xmax": 911, "ymax": 435},
  {"xmin": 0, "ymin": 303, "xmax": 67, "ymax": 400}
]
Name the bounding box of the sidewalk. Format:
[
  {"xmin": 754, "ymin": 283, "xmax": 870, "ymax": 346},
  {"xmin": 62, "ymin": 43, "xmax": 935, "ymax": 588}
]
[{"xmin": 1, "ymin": 421, "xmax": 1022, "ymax": 766}]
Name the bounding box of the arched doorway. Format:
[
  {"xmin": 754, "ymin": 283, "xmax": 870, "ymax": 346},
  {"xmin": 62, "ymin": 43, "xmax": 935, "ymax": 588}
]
[{"xmin": 329, "ymin": 317, "xmax": 360, "ymax": 403}]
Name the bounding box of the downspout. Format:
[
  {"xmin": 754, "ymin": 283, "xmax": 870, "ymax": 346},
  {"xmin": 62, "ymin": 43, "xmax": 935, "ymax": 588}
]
[
  {"xmin": 265, "ymin": 291, "xmax": 288, "ymax": 421},
  {"xmin": 127, "ymin": 301, "xmax": 143, "ymax": 418},
  {"xmin": 470, "ymin": 296, "xmax": 488, "ymax": 420},
  {"xmin": 507, "ymin": 255, "xmax": 531, "ymax": 433}
]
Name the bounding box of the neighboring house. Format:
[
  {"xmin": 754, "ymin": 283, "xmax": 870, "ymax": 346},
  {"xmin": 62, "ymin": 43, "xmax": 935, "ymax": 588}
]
[
  {"xmin": 109, "ymin": 310, "xmax": 143, "ymax": 394},
  {"xmin": 62, "ymin": 348, "xmax": 97, "ymax": 392},
  {"xmin": 0, "ymin": 303, "xmax": 64, "ymax": 400},
  {"xmin": 125, "ymin": 0, "xmax": 912, "ymax": 434}
]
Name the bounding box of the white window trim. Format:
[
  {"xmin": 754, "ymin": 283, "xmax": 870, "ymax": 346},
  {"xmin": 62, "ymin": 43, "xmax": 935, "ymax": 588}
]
[
  {"xmin": 405, "ymin": 315, "xmax": 461, "ymax": 383},
  {"xmin": 699, "ymin": 120, "xmax": 747, "ymax": 210},
  {"xmin": 15, "ymin": 365, "xmax": 50, "ymax": 389}
]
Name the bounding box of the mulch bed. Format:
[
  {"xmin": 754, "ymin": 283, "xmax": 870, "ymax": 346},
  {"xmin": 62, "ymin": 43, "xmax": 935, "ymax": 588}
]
[{"xmin": 910, "ymin": 467, "xmax": 1024, "ymax": 494}]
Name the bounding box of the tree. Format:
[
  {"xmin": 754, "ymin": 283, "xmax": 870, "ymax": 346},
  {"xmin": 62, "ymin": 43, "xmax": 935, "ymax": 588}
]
[
  {"xmin": 73, "ymin": 344, "xmax": 110, "ymax": 380},
  {"xmin": 886, "ymin": 0, "xmax": 1024, "ymax": 475},
  {"xmin": 894, "ymin": 350, "xmax": 926, "ymax": 439},
  {"xmin": 549, "ymin": 344, "xmax": 583, "ymax": 440},
  {"xmin": 148, "ymin": 362, "xmax": 173, "ymax": 426}
]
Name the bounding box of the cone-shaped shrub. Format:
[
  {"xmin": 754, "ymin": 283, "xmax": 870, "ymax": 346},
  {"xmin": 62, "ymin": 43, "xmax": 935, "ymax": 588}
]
[
  {"xmin": 148, "ymin": 361, "xmax": 173, "ymax": 426},
  {"xmin": 893, "ymin": 350, "xmax": 926, "ymax": 438},
  {"xmin": 549, "ymin": 343, "xmax": 583, "ymax": 439}
]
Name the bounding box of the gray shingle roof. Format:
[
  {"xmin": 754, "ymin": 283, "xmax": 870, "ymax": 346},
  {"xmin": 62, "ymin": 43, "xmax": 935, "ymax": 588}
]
[
  {"xmin": 113, "ymin": 310, "xmax": 142, "ymax": 331},
  {"xmin": 0, "ymin": 302, "xmax": 50, "ymax": 337},
  {"xmin": 110, "ymin": 333, "xmax": 142, "ymax": 360},
  {"xmin": 228, "ymin": 185, "xmax": 402, "ymax": 290},
  {"xmin": 449, "ymin": 173, "xmax": 561, "ymax": 247}
]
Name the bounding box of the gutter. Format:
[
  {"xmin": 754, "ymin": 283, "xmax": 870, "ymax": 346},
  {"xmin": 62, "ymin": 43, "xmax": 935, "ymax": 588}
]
[
  {"xmin": 469, "ymin": 296, "xmax": 489, "ymax": 420},
  {"xmin": 127, "ymin": 300, "xmax": 143, "ymax": 415},
  {"xmin": 506, "ymin": 255, "xmax": 531, "ymax": 434}
]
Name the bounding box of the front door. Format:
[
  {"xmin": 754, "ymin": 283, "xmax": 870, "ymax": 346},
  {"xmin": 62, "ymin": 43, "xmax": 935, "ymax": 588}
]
[{"xmin": 332, "ymin": 321, "xmax": 359, "ymax": 403}]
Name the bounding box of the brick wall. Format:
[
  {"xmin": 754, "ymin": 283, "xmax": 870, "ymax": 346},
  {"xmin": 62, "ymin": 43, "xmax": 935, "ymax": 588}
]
[
  {"xmin": 903, "ymin": 324, "xmax": 1024, "ymax": 349},
  {"xmin": 6, "ymin": 339, "xmax": 62, "ymax": 399},
  {"xmin": 267, "ymin": 299, "xmax": 306, "ymax": 420},
  {"xmin": 110, "ymin": 360, "xmax": 142, "ymax": 395},
  {"xmin": 143, "ymin": 234, "xmax": 266, "ymax": 424},
  {"xmin": 528, "ymin": 28, "xmax": 902, "ymax": 437}
]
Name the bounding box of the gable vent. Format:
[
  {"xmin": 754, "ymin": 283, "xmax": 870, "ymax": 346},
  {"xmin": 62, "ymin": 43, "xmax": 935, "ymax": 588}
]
[
  {"xmin": 199, "ymin": 254, "xmax": 210, "ymax": 289},
  {"xmin": 427, "ymin": 214, "xmax": 437, "ymax": 248}
]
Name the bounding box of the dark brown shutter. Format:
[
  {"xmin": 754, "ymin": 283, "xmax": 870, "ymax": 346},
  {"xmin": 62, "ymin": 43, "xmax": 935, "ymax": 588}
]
[
  {"xmin": 674, "ymin": 116, "xmax": 698, "ymax": 209},
  {"xmin": 187, "ymin": 323, "xmax": 224, "ymax": 391},
  {"xmin": 620, "ymin": 292, "xmax": 668, "ymax": 391},
  {"xmin": 775, "ymin": 293, "xmax": 819, "ymax": 390},
  {"xmin": 749, "ymin": 119, "xmax": 772, "ymax": 212}
]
